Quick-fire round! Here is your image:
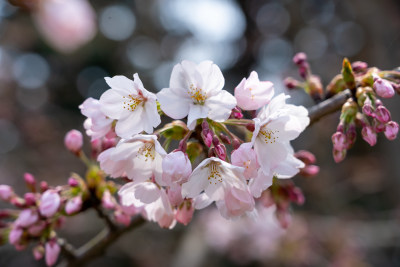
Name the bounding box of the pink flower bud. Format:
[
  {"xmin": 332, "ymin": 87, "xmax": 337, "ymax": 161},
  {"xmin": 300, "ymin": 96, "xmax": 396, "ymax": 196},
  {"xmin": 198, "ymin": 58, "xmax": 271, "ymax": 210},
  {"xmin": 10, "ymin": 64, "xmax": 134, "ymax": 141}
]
[
  {"xmin": 0, "ymin": 185, "xmax": 13, "ymax": 201},
  {"xmin": 45, "ymin": 240, "xmax": 60, "ymax": 267},
  {"xmin": 9, "ymin": 227, "xmax": 23, "ymax": 245},
  {"xmin": 101, "ymin": 190, "xmax": 115, "ymax": 209},
  {"xmin": 68, "ymin": 177, "xmax": 79, "ymax": 187},
  {"xmin": 284, "ymin": 77, "xmax": 300, "ymax": 89},
  {"xmin": 373, "ymin": 78, "xmax": 395, "ymax": 98},
  {"xmin": 300, "ymin": 165, "xmax": 320, "ymax": 177},
  {"xmin": 293, "ymin": 52, "xmax": 307, "ymax": 65},
  {"xmin": 212, "ymin": 135, "xmax": 220, "ymax": 146},
  {"xmin": 65, "ymin": 196, "xmax": 82, "ymax": 215},
  {"xmin": 276, "ymin": 209, "xmax": 292, "ymax": 229},
  {"xmin": 33, "ymin": 244, "xmax": 45, "ymax": 260},
  {"xmin": 64, "ymin": 129, "xmax": 83, "ymax": 154},
  {"xmin": 346, "ymin": 123, "xmax": 357, "ymax": 147},
  {"xmin": 24, "ymin": 193, "xmax": 36, "ymax": 206},
  {"xmin": 16, "ymin": 209, "xmax": 39, "ymax": 228},
  {"xmin": 232, "ymin": 138, "xmax": 241, "ymax": 150},
  {"xmin": 28, "ymin": 221, "xmax": 47, "ymax": 236},
  {"xmin": 39, "ymin": 190, "xmax": 61, "ymax": 217},
  {"xmin": 219, "ymin": 133, "xmax": 231, "ymax": 145},
  {"xmin": 362, "ymin": 102, "xmax": 375, "ymax": 117},
  {"xmin": 246, "ymin": 123, "xmax": 255, "ymax": 132},
  {"xmin": 294, "ymin": 150, "xmax": 316, "ymax": 165},
  {"xmin": 214, "ymin": 144, "xmax": 226, "ymax": 161},
  {"xmin": 373, "ymin": 119, "xmax": 386, "ymax": 133},
  {"xmin": 333, "ymin": 149, "xmax": 346, "ymax": 163},
  {"xmin": 384, "ymin": 121, "xmax": 399, "ymax": 140},
  {"xmin": 40, "ymin": 181, "xmax": 49, "ymax": 192},
  {"xmin": 176, "ymin": 201, "xmax": 194, "ymax": 226},
  {"xmin": 361, "ymin": 126, "xmax": 377, "ymax": 146},
  {"xmin": 375, "ymin": 106, "xmax": 391, "ymax": 123},
  {"xmin": 203, "ymin": 131, "xmax": 213, "ymax": 147},
  {"xmin": 351, "ymin": 61, "xmax": 368, "ymax": 72},
  {"xmin": 24, "ymin": 173, "xmax": 36, "ymax": 186},
  {"xmin": 114, "ymin": 210, "xmax": 131, "ymax": 226},
  {"xmin": 10, "ymin": 197, "xmax": 25, "ymax": 208},
  {"xmin": 331, "ymin": 132, "xmax": 347, "ymax": 151}
]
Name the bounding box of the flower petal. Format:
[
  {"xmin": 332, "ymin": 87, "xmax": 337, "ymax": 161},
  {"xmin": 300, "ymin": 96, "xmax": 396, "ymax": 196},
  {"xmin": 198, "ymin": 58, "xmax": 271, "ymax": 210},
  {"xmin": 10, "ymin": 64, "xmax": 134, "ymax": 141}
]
[
  {"xmin": 156, "ymin": 87, "xmax": 191, "ymax": 119},
  {"xmin": 206, "ymin": 90, "xmax": 237, "ymax": 122}
]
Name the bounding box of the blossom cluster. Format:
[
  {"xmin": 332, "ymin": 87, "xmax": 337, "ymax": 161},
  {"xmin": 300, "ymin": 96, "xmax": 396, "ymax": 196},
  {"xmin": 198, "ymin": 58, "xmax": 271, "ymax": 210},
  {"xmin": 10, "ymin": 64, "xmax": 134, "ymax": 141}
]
[{"xmin": 80, "ymin": 60, "xmax": 310, "ymax": 228}]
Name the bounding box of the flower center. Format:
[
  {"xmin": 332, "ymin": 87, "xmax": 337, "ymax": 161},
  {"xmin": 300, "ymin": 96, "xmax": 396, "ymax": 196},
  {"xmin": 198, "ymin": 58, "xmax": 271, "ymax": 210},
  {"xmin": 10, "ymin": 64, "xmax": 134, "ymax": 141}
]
[
  {"xmin": 137, "ymin": 142, "xmax": 155, "ymax": 161},
  {"xmin": 259, "ymin": 126, "xmax": 279, "ymax": 144},
  {"xmin": 188, "ymin": 84, "xmax": 207, "ymax": 104},
  {"xmin": 207, "ymin": 161, "xmax": 222, "ymax": 185},
  {"xmin": 122, "ymin": 94, "xmax": 144, "ymax": 112}
]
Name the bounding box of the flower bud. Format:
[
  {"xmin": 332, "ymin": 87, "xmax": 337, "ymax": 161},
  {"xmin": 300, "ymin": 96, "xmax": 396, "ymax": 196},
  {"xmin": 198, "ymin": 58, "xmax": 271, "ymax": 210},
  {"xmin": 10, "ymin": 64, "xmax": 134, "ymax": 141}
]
[
  {"xmin": 299, "ymin": 165, "xmax": 320, "ymax": 177},
  {"xmin": 373, "ymin": 119, "xmax": 386, "ymax": 133},
  {"xmin": 0, "ymin": 185, "xmax": 13, "ymax": 201},
  {"xmin": 331, "ymin": 132, "xmax": 347, "ymax": 151},
  {"xmin": 33, "ymin": 244, "xmax": 45, "ymax": 260},
  {"xmin": 64, "ymin": 129, "xmax": 83, "ymax": 154},
  {"xmin": 24, "ymin": 173, "xmax": 36, "ymax": 188},
  {"xmin": 373, "ymin": 78, "xmax": 395, "ymax": 98},
  {"xmin": 361, "ymin": 126, "xmax": 377, "ymax": 146},
  {"xmin": 362, "ymin": 102, "xmax": 375, "ymax": 118},
  {"xmin": 231, "ymin": 107, "xmax": 243, "ymax": 119},
  {"xmin": 176, "ymin": 200, "xmax": 194, "ymax": 226},
  {"xmin": 246, "ymin": 123, "xmax": 255, "ymax": 132},
  {"xmin": 294, "ymin": 150, "xmax": 316, "ymax": 165},
  {"xmin": 167, "ymin": 185, "xmax": 184, "ymax": 207},
  {"xmin": 24, "ymin": 193, "xmax": 36, "ymax": 206},
  {"xmin": 68, "ymin": 177, "xmax": 79, "ymax": 187},
  {"xmin": 276, "ymin": 209, "xmax": 291, "ymax": 229},
  {"xmin": 16, "ymin": 209, "xmax": 39, "ymax": 228},
  {"xmin": 375, "ymin": 106, "xmax": 391, "ymax": 123},
  {"xmin": 284, "ymin": 77, "xmax": 300, "ymax": 89},
  {"xmin": 384, "ymin": 121, "xmax": 399, "ymax": 140},
  {"xmin": 333, "ymin": 149, "xmax": 346, "ymax": 163},
  {"xmin": 114, "ymin": 210, "xmax": 130, "ymax": 226},
  {"xmin": 28, "ymin": 221, "xmax": 46, "ymax": 236},
  {"xmin": 65, "ymin": 196, "xmax": 82, "ymax": 215},
  {"xmin": 39, "ymin": 190, "xmax": 61, "ymax": 217},
  {"xmin": 346, "ymin": 123, "xmax": 357, "ymax": 147},
  {"xmin": 9, "ymin": 227, "xmax": 23, "ymax": 245},
  {"xmin": 40, "ymin": 181, "xmax": 49, "ymax": 192},
  {"xmin": 101, "ymin": 190, "xmax": 115, "ymax": 209},
  {"xmin": 351, "ymin": 61, "xmax": 368, "ymax": 72},
  {"xmin": 232, "ymin": 138, "xmax": 241, "ymax": 150},
  {"xmin": 214, "ymin": 144, "xmax": 226, "ymax": 161},
  {"xmin": 293, "ymin": 52, "xmax": 307, "ymax": 65},
  {"xmin": 45, "ymin": 240, "xmax": 60, "ymax": 267},
  {"xmin": 219, "ymin": 133, "xmax": 231, "ymax": 145}
]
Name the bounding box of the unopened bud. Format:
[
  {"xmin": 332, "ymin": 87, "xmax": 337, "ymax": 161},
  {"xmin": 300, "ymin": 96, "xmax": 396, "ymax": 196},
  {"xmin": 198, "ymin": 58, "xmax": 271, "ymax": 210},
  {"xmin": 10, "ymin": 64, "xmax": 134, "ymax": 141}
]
[
  {"xmin": 373, "ymin": 78, "xmax": 395, "ymax": 98},
  {"xmin": 0, "ymin": 185, "xmax": 13, "ymax": 201},
  {"xmin": 333, "ymin": 149, "xmax": 346, "ymax": 163},
  {"xmin": 68, "ymin": 177, "xmax": 79, "ymax": 187},
  {"xmin": 212, "ymin": 135, "xmax": 220, "ymax": 146},
  {"xmin": 284, "ymin": 77, "xmax": 300, "ymax": 89},
  {"xmin": 24, "ymin": 173, "xmax": 36, "ymax": 186},
  {"xmin": 246, "ymin": 123, "xmax": 255, "ymax": 132},
  {"xmin": 65, "ymin": 196, "xmax": 82, "ymax": 215},
  {"xmin": 219, "ymin": 133, "xmax": 231, "ymax": 145},
  {"xmin": 45, "ymin": 240, "xmax": 61, "ymax": 267},
  {"xmin": 9, "ymin": 227, "xmax": 23, "ymax": 245},
  {"xmin": 64, "ymin": 130, "xmax": 83, "ymax": 154},
  {"xmin": 24, "ymin": 193, "xmax": 36, "ymax": 206},
  {"xmin": 232, "ymin": 138, "xmax": 241, "ymax": 150},
  {"xmin": 178, "ymin": 139, "xmax": 187, "ymax": 152},
  {"xmin": 331, "ymin": 132, "xmax": 347, "ymax": 151},
  {"xmin": 40, "ymin": 181, "xmax": 48, "ymax": 193},
  {"xmin": 208, "ymin": 147, "xmax": 216, "ymax": 158},
  {"xmin": 361, "ymin": 126, "xmax": 377, "ymax": 146},
  {"xmin": 307, "ymin": 75, "xmax": 323, "ymax": 102},
  {"xmin": 33, "ymin": 244, "xmax": 45, "ymax": 260},
  {"xmin": 341, "ymin": 99, "xmax": 358, "ymax": 118},
  {"xmin": 293, "ymin": 52, "xmax": 307, "ymax": 65},
  {"xmin": 214, "ymin": 144, "xmax": 226, "ymax": 161},
  {"xmin": 373, "ymin": 119, "xmax": 386, "ymax": 133},
  {"xmin": 102, "ymin": 190, "xmax": 115, "ymax": 209},
  {"xmin": 384, "ymin": 121, "xmax": 399, "ymax": 140},
  {"xmin": 351, "ymin": 61, "xmax": 368, "ymax": 72},
  {"xmin": 176, "ymin": 200, "xmax": 194, "ymax": 226},
  {"xmin": 114, "ymin": 210, "xmax": 130, "ymax": 226},
  {"xmin": 231, "ymin": 107, "xmax": 243, "ymax": 119},
  {"xmin": 375, "ymin": 106, "xmax": 391, "ymax": 123},
  {"xmin": 300, "ymin": 165, "xmax": 320, "ymax": 177},
  {"xmin": 362, "ymin": 102, "xmax": 375, "ymax": 118},
  {"xmin": 294, "ymin": 150, "xmax": 316, "ymax": 165}
]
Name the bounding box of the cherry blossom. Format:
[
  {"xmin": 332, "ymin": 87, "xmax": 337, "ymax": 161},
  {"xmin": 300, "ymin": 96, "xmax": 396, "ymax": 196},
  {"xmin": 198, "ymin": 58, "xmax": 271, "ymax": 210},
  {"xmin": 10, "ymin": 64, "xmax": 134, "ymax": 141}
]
[
  {"xmin": 99, "ymin": 74, "xmax": 160, "ymax": 138},
  {"xmin": 181, "ymin": 157, "xmax": 254, "ymax": 219},
  {"xmin": 156, "ymin": 60, "xmax": 237, "ymax": 129},
  {"xmin": 79, "ymin": 98, "xmax": 113, "ymax": 140},
  {"xmin": 231, "ymin": 142, "xmax": 259, "ymax": 180},
  {"xmin": 234, "ymin": 71, "xmax": 274, "ymax": 110},
  {"xmin": 98, "ymin": 135, "xmax": 166, "ymax": 183},
  {"xmin": 161, "ymin": 151, "xmax": 192, "ymax": 186},
  {"xmin": 250, "ymin": 94, "xmax": 309, "ymax": 185}
]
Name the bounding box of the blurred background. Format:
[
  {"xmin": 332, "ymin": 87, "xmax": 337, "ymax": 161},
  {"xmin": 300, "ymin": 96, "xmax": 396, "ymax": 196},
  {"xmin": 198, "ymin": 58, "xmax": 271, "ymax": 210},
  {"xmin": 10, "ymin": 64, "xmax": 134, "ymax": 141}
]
[{"xmin": 1, "ymin": 0, "xmax": 400, "ymax": 266}]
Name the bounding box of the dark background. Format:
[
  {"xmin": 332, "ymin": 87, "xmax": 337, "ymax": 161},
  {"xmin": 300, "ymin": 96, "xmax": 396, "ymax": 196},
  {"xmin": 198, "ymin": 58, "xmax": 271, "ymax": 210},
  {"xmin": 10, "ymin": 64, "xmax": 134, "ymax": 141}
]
[{"xmin": 1, "ymin": 0, "xmax": 400, "ymax": 266}]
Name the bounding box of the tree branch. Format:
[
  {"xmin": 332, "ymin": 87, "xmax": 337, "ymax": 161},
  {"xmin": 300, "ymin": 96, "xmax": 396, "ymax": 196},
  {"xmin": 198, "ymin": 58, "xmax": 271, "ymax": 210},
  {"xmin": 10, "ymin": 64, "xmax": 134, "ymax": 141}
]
[
  {"xmin": 308, "ymin": 89, "xmax": 352, "ymax": 126},
  {"xmin": 57, "ymin": 215, "xmax": 146, "ymax": 267}
]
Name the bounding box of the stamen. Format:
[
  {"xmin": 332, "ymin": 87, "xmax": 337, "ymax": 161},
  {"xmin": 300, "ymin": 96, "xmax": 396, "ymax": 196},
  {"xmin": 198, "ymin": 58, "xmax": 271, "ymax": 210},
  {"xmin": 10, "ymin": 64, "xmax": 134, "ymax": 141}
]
[
  {"xmin": 137, "ymin": 142, "xmax": 155, "ymax": 161},
  {"xmin": 259, "ymin": 126, "xmax": 279, "ymax": 144},
  {"xmin": 122, "ymin": 94, "xmax": 143, "ymax": 111},
  {"xmin": 188, "ymin": 84, "xmax": 207, "ymax": 104},
  {"xmin": 207, "ymin": 161, "xmax": 223, "ymax": 185}
]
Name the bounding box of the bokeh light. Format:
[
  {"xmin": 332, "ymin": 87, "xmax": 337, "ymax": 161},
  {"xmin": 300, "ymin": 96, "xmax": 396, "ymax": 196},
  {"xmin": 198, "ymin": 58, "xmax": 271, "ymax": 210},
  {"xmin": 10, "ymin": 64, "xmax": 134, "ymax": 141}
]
[
  {"xmin": 12, "ymin": 53, "xmax": 50, "ymax": 90},
  {"xmin": 99, "ymin": 5, "xmax": 136, "ymax": 41}
]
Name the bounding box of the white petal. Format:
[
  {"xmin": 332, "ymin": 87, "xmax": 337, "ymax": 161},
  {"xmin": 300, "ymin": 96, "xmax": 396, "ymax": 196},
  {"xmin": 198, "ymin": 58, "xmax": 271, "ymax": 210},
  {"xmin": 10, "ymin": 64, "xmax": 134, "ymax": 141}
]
[
  {"xmin": 132, "ymin": 182, "xmax": 161, "ymax": 204},
  {"xmin": 193, "ymin": 193, "xmax": 213, "ymax": 209},
  {"xmin": 105, "ymin": 76, "xmax": 137, "ymax": 94},
  {"xmin": 115, "ymin": 107, "xmax": 144, "ymax": 138},
  {"xmin": 99, "ymin": 89, "xmax": 125, "ymax": 119},
  {"xmin": 156, "ymin": 87, "xmax": 191, "ymax": 119},
  {"xmin": 197, "ymin": 60, "xmax": 224, "ymax": 95},
  {"xmin": 249, "ymin": 169, "xmax": 273, "ymax": 198},
  {"xmin": 254, "ymin": 139, "xmax": 288, "ymax": 174},
  {"xmin": 206, "ymin": 90, "xmax": 237, "ymax": 122},
  {"xmin": 187, "ymin": 103, "xmax": 209, "ymax": 130},
  {"xmin": 181, "ymin": 164, "xmax": 209, "ymax": 198}
]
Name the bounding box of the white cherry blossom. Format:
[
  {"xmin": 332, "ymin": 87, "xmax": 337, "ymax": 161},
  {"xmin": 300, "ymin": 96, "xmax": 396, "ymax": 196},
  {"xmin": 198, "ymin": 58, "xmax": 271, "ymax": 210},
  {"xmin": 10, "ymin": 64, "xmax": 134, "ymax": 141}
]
[
  {"xmin": 250, "ymin": 93, "xmax": 309, "ymax": 183},
  {"xmin": 98, "ymin": 134, "xmax": 166, "ymax": 183},
  {"xmin": 181, "ymin": 157, "xmax": 254, "ymax": 219},
  {"xmin": 156, "ymin": 60, "xmax": 237, "ymax": 129},
  {"xmin": 99, "ymin": 74, "xmax": 160, "ymax": 138},
  {"xmin": 79, "ymin": 97, "xmax": 113, "ymax": 140}
]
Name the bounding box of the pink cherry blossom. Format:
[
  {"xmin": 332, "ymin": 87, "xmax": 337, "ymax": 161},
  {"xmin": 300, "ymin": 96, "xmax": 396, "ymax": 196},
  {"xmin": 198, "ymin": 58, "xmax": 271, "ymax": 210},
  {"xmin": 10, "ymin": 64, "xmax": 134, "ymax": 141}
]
[
  {"xmin": 65, "ymin": 196, "xmax": 83, "ymax": 214},
  {"xmin": 98, "ymin": 135, "xmax": 166, "ymax": 183},
  {"xmin": 361, "ymin": 126, "xmax": 377, "ymax": 146},
  {"xmin": 9, "ymin": 227, "xmax": 23, "ymax": 245},
  {"xmin": 234, "ymin": 71, "xmax": 274, "ymax": 110},
  {"xmin": 99, "ymin": 74, "xmax": 160, "ymax": 138},
  {"xmin": 0, "ymin": 185, "xmax": 13, "ymax": 201},
  {"xmin": 45, "ymin": 240, "xmax": 61, "ymax": 266},
  {"xmin": 384, "ymin": 121, "xmax": 399, "ymax": 140},
  {"xmin": 79, "ymin": 98, "xmax": 113, "ymax": 140},
  {"xmin": 157, "ymin": 60, "xmax": 237, "ymax": 129},
  {"xmin": 39, "ymin": 190, "xmax": 61, "ymax": 217},
  {"xmin": 231, "ymin": 142, "xmax": 259, "ymax": 180},
  {"xmin": 216, "ymin": 186, "xmax": 255, "ymax": 219},
  {"xmin": 33, "ymin": 0, "xmax": 97, "ymax": 53}
]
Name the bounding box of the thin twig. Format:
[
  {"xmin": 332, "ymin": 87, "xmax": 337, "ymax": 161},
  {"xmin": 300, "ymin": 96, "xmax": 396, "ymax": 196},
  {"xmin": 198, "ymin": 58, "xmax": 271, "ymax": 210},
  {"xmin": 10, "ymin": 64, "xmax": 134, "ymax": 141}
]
[
  {"xmin": 93, "ymin": 205, "xmax": 117, "ymax": 231},
  {"xmin": 308, "ymin": 89, "xmax": 352, "ymax": 126}
]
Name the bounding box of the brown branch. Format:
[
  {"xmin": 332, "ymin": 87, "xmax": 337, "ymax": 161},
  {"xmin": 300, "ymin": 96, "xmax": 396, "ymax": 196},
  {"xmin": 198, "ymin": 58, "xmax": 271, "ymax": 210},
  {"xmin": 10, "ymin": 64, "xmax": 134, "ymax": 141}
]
[
  {"xmin": 308, "ymin": 89, "xmax": 352, "ymax": 126},
  {"xmin": 57, "ymin": 215, "xmax": 146, "ymax": 267}
]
